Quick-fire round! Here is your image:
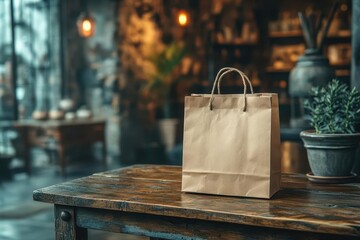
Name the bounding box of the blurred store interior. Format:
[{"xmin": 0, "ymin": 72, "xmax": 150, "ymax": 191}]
[{"xmin": 0, "ymin": 0, "xmax": 358, "ymax": 239}]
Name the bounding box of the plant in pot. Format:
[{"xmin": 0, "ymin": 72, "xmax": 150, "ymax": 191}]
[
  {"xmin": 145, "ymin": 42, "xmax": 186, "ymax": 151},
  {"xmin": 300, "ymin": 79, "xmax": 360, "ymax": 183}
]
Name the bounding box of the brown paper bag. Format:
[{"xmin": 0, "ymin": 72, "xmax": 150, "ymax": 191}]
[{"xmin": 181, "ymin": 67, "xmax": 281, "ymax": 199}]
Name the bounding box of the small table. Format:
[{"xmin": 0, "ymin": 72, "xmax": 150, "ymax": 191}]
[
  {"xmin": 15, "ymin": 119, "xmax": 107, "ymax": 175},
  {"xmin": 33, "ymin": 165, "xmax": 360, "ymax": 240}
]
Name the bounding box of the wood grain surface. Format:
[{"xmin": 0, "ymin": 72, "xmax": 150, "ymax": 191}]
[{"xmin": 33, "ymin": 165, "xmax": 360, "ymax": 237}]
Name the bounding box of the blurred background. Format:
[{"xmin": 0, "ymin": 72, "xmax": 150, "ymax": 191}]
[{"xmin": 0, "ymin": 0, "xmax": 356, "ymax": 239}]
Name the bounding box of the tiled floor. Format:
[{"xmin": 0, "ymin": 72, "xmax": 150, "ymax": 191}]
[{"xmin": 0, "ymin": 160, "xmax": 146, "ymax": 240}]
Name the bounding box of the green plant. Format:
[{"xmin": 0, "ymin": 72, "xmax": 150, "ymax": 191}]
[
  {"xmin": 304, "ymin": 79, "xmax": 360, "ymax": 134},
  {"xmin": 146, "ymin": 42, "xmax": 186, "ymax": 118}
]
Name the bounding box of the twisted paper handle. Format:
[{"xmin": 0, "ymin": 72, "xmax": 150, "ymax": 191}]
[{"xmin": 209, "ymin": 67, "xmax": 254, "ymax": 111}]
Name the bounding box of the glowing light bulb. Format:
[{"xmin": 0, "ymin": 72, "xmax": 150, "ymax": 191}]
[
  {"xmin": 77, "ymin": 14, "xmax": 95, "ymax": 37},
  {"xmin": 82, "ymin": 20, "xmax": 92, "ymax": 32},
  {"xmin": 178, "ymin": 11, "xmax": 189, "ymax": 27}
]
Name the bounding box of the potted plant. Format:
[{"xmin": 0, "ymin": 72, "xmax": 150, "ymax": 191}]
[
  {"xmin": 145, "ymin": 42, "xmax": 186, "ymax": 150},
  {"xmin": 146, "ymin": 42, "xmax": 186, "ymax": 118},
  {"xmin": 300, "ymin": 79, "xmax": 360, "ymax": 182}
]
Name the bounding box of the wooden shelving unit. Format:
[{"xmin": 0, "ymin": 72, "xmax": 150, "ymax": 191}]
[
  {"xmin": 213, "ymin": 42, "xmax": 258, "ymax": 47},
  {"xmin": 330, "ymin": 61, "xmax": 351, "ymax": 67},
  {"xmin": 328, "ymin": 30, "xmax": 351, "ymax": 38},
  {"xmin": 269, "ymin": 30, "xmax": 351, "ymax": 39},
  {"xmin": 266, "ymin": 63, "xmax": 350, "ymax": 75},
  {"xmin": 266, "ymin": 66, "xmax": 293, "ymax": 73},
  {"xmin": 268, "ymin": 31, "xmax": 303, "ymax": 38},
  {"xmin": 335, "ymin": 69, "xmax": 351, "ymax": 77}
]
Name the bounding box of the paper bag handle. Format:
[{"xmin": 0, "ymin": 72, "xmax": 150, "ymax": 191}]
[
  {"xmin": 217, "ymin": 68, "xmax": 253, "ymax": 95},
  {"xmin": 209, "ymin": 67, "xmax": 254, "ymax": 111}
]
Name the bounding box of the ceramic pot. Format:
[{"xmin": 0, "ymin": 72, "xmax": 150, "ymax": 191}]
[
  {"xmin": 289, "ymin": 49, "xmax": 335, "ymax": 128},
  {"xmin": 300, "ymin": 130, "xmax": 360, "ymax": 176},
  {"xmin": 49, "ymin": 109, "xmax": 64, "ymax": 120},
  {"xmin": 64, "ymin": 112, "xmax": 76, "ymax": 120},
  {"xmin": 76, "ymin": 108, "xmax": 92, "ymax": 119},
  {"xmin": 32, "ymin": 110, "xmax": 47, "ymax": 120},
  {"xmin": 158, "ymin": 118, "xmax": 178, "ymax": 151},
  {"xmin": 289, "ymin": 49, "xmax": 335, "ymax": 97},
  {"xmin": 59, "ymin": 99, "xmax": 75, "ymax": 111}
]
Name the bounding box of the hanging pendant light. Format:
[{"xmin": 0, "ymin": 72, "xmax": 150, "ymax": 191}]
[
  {"xmin": 177, "ymin": 9, "xmax": 190, "ymax": 27},
  {"xmin": 77, "ymin": 12, "xmax": 95, "ymax": 37},
  {"xmin": 77, "ymin": 0, "xmax": 95, "ymax": 38}
]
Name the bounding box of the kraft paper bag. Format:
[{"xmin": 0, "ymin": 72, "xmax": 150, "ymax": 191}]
[{"xmin": 181, "ymin": 67, "xmax": 281, "ymax": 199}]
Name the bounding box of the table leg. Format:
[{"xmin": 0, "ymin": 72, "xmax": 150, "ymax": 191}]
[
  {"xmin": 57, "ymin": 143, "xmax": 66, "ymax": 176},
  {"xmin": 55, "ymin": 204, "xmax": 88, "ymax": 240},
  {"xmin": 23, "ymin": 132, "xmax": 31, "ymax": 175},
  {"xmin": 18, "ymin": 128, "xmax": 31, "ymax": 175},
  {"xmin": 102, "ymin": 139, "xmax": 107, "ymax": 170}
]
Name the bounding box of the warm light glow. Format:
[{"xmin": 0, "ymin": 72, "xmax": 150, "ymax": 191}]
[
  {"xmin": 178, "ymin": 10, "xmax": 189, "ymax": 27},
  {"xmin": 77, "ymin": 14, "xmax": 95, "ymax": 38},
  {"xmin": 82, "ymin": 20, "xmax": 92, "ymax": 32},
  {"xmin": 340, "ymin": 3, "xmax": 348, "ymax": 12},
  {"xmin": 178, "ymin": 13, "xmax": 187, "ymax": 26}
]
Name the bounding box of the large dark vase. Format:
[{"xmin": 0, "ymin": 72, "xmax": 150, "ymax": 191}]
[
  {"xmin": 289, "ymin": 49, "xmax": 335, "ymax": 97},
  {"xmin": 289, "ymin": 49, "xmax": 335, "ymax": 128}
]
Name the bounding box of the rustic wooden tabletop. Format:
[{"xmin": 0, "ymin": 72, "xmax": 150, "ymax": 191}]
[{"xmin": 33, "ymin": 165, "xmax": 360, "ymax": 239}]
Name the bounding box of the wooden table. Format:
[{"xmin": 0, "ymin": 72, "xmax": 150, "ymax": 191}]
[
  {"xmin": 15, "ymin": 119, "xmax": 106, "ymax": 175},
  {"xmin": 33, "ymin": 165, "xmax": 360, "ymax": 240}
]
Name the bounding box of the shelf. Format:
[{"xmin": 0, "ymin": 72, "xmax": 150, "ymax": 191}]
[
  {"xmin": 213, "ymin": 42, "xmax": 258, "ymax": 47},
  {"xmin": 335, "ymin": 69, "xmax": 350, "ymax": 77},
  {"xmin": 268, "ymin": 31, "xmax": 303, "ymax": 38},
  {"xmin": 268, "ymin": 30, "xmax": 351, "ymax": 40},
  {"xmin": 327, "ymin": 30, "xmax": 351, "ymax": 39},
  {"xmin": 266, "ymin": 63, "xmax": 350, "ymax": 74},
  {"xmin": 266, "ymin": 66, "xmax": 293, "ymax": 73},
  {"xmin": 330, "ymin": 62, "xmax": 350, "ymax": 68}
]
